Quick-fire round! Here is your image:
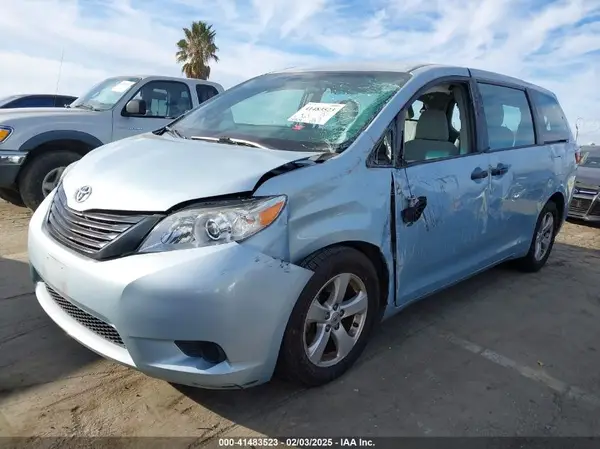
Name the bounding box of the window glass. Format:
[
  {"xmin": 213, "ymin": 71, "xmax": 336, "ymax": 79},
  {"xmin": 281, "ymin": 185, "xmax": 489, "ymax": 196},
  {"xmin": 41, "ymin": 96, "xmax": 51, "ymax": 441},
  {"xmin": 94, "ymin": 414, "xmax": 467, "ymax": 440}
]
[
  {"xmin": 70, "ymin": 77, "xmax": 141, "ymax": 111},
  {"xmin": 170, "ymin": 71, "xmax": 411, "ymax": 153},
  {"xmin": 58, "ymin": 96, "xmax": 76, "ymax": 107},
  {"xmin": 581, "ymin": 152, "xmax": 600, "ymax": 168},
  {"xmin": 130, "ymin": 81, "xmax": 192, "ymax": 118},
  {"xmin": 478, "ymin": 83, "xmax": 535, "ymax": 150},
  {"xmin": 196, "ymin": 84, "xmax": 219, "ymax": 104},
  {"xmin": 450, "ymin": 103, "xmax": 461, "ymax": 132},
  {"xmin": 231, "ymin": 90, "xmax": 304, "ymax": 126},
  {"xmin": 8, "ymin": 96, "xmax": 54, "ymax": 108},
  {"xmin": 402, "ymin": 84, "xmax": 472, "ymax": 162},
  {"xmin": 530, "ymin": 90, "xmax": 571, "ymax": 143}
]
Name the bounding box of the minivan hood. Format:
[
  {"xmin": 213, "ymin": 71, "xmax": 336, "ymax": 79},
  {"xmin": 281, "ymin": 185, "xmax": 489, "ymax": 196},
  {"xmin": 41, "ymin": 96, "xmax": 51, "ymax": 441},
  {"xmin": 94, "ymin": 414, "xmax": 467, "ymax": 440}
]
[{"xmin": 62, "ymin": 133, "xmax": 319, "ymax": 212}]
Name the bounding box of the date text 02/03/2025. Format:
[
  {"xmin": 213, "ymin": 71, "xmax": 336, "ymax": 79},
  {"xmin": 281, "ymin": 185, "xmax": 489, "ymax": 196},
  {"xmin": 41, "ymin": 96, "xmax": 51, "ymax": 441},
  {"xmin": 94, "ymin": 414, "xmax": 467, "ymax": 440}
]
[{"xmin": 217, "ymin": 438, "xmax": 376, "ymax": 447}]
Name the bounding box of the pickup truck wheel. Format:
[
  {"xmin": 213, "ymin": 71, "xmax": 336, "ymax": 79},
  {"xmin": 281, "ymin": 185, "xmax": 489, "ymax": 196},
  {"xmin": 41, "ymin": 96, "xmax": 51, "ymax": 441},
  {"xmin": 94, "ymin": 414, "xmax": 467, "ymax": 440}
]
[
  {"xmin": 0, "ymin": 188, "xmax": 25, "ymax": 207},
  {"xmin": 18, "ymin": 151, "xmax": 81, "ymax": 211}
]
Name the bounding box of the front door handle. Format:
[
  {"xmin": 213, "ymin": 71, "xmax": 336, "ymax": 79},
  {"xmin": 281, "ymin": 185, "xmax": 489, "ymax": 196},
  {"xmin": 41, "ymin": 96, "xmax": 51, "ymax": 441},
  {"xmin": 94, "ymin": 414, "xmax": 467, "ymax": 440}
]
[
  {"xmin": 490, "ymin": 163, "xmax": 509, "ymax": 176},
  {"xmin": 471, "ymin": 167, "xmax": 489, "ymax": 180}
]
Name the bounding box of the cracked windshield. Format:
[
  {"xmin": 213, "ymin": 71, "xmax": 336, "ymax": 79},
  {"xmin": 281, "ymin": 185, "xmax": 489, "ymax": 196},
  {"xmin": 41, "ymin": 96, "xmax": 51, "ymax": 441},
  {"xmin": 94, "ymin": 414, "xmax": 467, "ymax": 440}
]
[{"xmin": 171, "ymin": 71, "xmax": 411, "ymax": 152}]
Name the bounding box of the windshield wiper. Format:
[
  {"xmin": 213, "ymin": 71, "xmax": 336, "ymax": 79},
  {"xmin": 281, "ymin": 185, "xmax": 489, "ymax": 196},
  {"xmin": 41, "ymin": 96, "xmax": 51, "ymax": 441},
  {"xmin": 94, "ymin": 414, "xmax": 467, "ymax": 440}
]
[
  {"xmin": 189, "ymin": 135, "xmax": 268, "ymax": 149},
  {"xmin": 163, "ymin": 125, "xmax": 187, "ymax": 139},
  {"xmin": 72, "ymin": 104, "xmax": 99, "ymax": 111}
]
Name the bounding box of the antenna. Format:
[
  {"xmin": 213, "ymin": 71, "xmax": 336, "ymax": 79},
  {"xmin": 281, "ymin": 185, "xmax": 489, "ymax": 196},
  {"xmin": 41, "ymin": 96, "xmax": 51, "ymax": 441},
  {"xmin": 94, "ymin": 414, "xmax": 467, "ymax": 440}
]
[
  {"xmin": 575, "ymin": 117, "xmax": 584, "ymax": 144},
  {"xmin": 54, "ymin": 48, "xmax": 64, "ymax": 106}
]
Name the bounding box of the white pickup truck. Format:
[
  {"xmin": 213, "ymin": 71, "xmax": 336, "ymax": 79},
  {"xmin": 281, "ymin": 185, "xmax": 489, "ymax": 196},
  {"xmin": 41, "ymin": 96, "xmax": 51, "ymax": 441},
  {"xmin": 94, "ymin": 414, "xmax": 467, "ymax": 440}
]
[{"xmin": 0, "ymin": 75, "xmax": 224, "ymax": 210}]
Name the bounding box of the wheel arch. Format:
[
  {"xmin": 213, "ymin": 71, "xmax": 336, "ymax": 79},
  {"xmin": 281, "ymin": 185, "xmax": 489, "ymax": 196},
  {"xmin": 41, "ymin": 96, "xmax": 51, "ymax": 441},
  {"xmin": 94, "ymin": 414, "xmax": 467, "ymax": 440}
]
[
  {"xmin": 18, "ymin": 130, "xmax": 102, "ymax": 172},
  {"xmin": 547, "ymin": 190, "xmax": 566, "ymax": 231},
  {"xmin": 298, "ymin": 241, "xmax": 391, "ymax": 316}
]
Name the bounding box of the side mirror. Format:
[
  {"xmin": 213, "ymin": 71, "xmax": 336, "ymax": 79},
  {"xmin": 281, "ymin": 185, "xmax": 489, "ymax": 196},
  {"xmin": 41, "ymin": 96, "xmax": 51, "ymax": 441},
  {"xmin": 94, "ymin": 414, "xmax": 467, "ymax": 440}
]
[{"xmin": 125, "ymin": 99, "xmax": 146, "ymax": 116}]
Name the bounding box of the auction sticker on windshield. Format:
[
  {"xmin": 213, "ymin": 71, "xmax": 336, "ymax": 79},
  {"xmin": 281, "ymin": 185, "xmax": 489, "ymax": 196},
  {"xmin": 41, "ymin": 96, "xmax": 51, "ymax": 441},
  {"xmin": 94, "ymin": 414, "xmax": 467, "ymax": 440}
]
[
  {"xmin": 112, "ymin": 81, "xmax": 136, "ymax": 93},
  {"xmin": 288, "ymin": 102, "xmax": 346, "ymax": 125}
]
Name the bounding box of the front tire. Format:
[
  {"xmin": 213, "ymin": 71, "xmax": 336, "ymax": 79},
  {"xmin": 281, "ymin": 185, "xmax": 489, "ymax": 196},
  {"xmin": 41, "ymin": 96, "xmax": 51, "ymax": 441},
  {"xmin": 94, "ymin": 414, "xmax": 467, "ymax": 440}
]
[
  {"xmin": 278, "ymin": 246, "xmax": 380, "ymax": 387},
  {"xmin": 18, "ymin": 150, "xmax": 81, "ymax": 211},
  {"xmin": 513, "ymin": 201, "xmax": 558, "ymax": 273}
]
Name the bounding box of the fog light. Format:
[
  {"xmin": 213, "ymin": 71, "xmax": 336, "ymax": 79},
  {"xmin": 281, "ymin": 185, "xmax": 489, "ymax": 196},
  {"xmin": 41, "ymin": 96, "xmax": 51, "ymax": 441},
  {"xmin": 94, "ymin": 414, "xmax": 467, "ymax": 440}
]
[{"xmin": 175, "ymin": 340, "xmax": 227, "ymax": 364}]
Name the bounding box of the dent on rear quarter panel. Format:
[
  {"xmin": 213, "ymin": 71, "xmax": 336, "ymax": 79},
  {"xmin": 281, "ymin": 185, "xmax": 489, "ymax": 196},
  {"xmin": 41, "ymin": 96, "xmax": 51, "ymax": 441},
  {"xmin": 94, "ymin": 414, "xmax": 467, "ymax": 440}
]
[{"xmin": 254, "ymin": 147, "xmax": 395, "ymax": 311}]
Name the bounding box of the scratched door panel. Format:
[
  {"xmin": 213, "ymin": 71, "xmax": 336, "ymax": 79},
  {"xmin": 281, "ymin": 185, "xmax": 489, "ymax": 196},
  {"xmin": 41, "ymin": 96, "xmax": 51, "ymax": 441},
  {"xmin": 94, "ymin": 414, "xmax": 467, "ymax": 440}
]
[
  {"xmin": 488, "ymin": 145, "xmax": 554, "ymax": 259},
  {"xmin": 393, "ymin": 153, "xmax": 491, "ymax": 306}
]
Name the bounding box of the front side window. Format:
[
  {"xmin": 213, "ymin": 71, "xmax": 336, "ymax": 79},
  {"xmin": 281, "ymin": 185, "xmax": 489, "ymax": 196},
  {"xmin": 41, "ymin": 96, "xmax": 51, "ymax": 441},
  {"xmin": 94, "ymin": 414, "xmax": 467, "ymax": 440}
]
[
  {"xmin": 478, "ymin": 83, "xmax": 535, "ymax": 150},
  {"xmin": 70, "ymin": 77, "xmax": 141, "ymax": 111},
  {"xmin": 170, "ymin": 71, "xmax": 411, "ymax": 153},
  {"xmin": 402, "ymin": 82, "xmax": 473, "ymax": 163},
  {"xmin": 129, "ymin": 81, "xmax": 192, "ymax": 118},
  {"xmin": 530, "ymin": 90, "xmax": 571, "ymax": 143}
]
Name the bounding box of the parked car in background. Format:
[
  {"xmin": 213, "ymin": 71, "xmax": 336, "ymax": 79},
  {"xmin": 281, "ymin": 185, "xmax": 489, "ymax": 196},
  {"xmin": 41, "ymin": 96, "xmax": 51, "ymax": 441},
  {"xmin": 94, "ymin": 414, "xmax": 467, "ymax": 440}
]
[
  {"xmin": 0, "ymin": 94, "xmax": 77, "ymax": 109},
  {"xmin": 28, "ymin": 63, "xmax": 577, "ymax": 390},
  {"xmin": 567, "ymin": 145, "xmax": 600, "ymax": 222},
  {"xmin": 0, "ymin": 75, "xmax": 223, "ymax": 209}
]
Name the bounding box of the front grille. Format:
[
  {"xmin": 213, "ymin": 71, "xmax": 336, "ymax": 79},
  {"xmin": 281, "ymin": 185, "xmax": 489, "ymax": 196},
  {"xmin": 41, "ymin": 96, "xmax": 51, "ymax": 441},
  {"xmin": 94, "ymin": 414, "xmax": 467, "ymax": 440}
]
[
  {"xmin": 569, "ymin": 197, "xmax": 592, "ymax": 214},
  {"xmin": 46, "ymin": 187, "xmax": 149, "ymax": 256},
  {"xmin": 589, "ymin": 201, "xmax": 600, "ymax": 217},
  {"xmin": 46, "ymin": 284, "xmax": 124, "ymax": 347}
]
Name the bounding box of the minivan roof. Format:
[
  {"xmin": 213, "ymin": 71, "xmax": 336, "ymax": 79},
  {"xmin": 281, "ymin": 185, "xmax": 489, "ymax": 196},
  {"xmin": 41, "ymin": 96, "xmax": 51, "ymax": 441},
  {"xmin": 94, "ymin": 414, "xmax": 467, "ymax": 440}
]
[{"xmin": 273, "ymin": 62, "xmax": 556, "ymax": 98}]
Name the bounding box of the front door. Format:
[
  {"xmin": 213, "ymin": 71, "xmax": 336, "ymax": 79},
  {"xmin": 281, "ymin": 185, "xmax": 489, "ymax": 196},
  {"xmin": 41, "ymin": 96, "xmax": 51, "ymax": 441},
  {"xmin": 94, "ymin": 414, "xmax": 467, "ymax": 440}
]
[
  {"xmin": 112, "ymin": 80, "xmax": 194, "ymax": 141},
  {"xmin": 393, "ymin": 79, "xmax": 492, "ymax": 306}
]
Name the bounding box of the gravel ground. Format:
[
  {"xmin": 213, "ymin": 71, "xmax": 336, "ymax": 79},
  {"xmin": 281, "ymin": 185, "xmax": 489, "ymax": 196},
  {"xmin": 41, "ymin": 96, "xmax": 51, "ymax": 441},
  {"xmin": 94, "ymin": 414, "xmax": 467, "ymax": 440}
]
[{"xmin": 1, "ymin": 198, "xmax": 600, "ymax": 445}]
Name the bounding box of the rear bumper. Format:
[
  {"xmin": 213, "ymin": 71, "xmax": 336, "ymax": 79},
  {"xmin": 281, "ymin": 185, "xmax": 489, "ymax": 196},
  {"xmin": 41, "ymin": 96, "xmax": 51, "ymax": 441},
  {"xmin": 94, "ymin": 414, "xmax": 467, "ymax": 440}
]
[{"xmin": 0, "ymin": 150, "xmax": 26, "ymax": 187}]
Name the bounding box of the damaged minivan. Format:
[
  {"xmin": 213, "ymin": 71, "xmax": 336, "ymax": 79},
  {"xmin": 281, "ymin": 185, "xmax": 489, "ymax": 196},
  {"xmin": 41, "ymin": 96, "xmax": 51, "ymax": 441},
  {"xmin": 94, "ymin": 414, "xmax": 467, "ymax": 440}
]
[{"xmin": 28, "ymin": 63, "xmax": 578, "ymax": 389}]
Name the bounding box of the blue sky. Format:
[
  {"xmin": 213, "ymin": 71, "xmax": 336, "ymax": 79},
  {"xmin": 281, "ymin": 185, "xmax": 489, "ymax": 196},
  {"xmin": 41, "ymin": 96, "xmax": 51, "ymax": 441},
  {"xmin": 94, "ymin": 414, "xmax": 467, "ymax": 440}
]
[{"xmin": 1, "ymin": 0, "xmax": 599, "ymax": 142}]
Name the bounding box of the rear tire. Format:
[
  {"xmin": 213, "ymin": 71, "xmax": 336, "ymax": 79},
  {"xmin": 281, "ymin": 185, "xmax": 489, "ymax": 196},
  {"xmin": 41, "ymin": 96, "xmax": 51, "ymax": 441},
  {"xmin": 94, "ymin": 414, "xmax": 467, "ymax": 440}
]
[
  {"xmin": 277, "ymin": 246, "xmax": 380, "ymax": 387},
  {"xmin": 18, "ymin": 150, "xmax": 81, "ymax": 211},
  {"xmin": 0, "ymin": 187, "xmax": 25, "ymax": 207},
  {"xmin": 512, "ymin": 201, "xmax": 558, "ymax": 273}
]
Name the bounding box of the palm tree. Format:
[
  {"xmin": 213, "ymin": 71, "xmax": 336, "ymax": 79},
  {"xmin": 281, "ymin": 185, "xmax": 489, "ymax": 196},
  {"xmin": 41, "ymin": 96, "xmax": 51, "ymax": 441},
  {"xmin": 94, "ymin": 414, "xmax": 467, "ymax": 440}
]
[{"xmin": 176, "ymin": 21, "xmax": 219, "ymax": 80}]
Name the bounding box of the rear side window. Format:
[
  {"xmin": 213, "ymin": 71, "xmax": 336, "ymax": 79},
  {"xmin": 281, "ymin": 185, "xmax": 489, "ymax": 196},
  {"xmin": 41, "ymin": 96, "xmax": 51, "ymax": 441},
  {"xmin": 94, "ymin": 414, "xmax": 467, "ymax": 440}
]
[
  {"xmin": 530, "ymin": 91, "xmax": 571, "ymax": 143},
  {"xmin": 196, "ymin": 84, "xmax": 219, "ymax": 104},
  {"xmin": 478, "ymin": 83, "xmax": 535, "ymax": 151}
]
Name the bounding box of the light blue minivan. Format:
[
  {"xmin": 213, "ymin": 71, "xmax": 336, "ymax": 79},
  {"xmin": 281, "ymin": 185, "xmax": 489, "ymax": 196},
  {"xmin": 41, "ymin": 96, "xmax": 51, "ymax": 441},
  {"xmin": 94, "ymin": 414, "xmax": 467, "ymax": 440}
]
[{"xmin": 28, "ymin": 63, "xmax": 579, "ymax": 389}]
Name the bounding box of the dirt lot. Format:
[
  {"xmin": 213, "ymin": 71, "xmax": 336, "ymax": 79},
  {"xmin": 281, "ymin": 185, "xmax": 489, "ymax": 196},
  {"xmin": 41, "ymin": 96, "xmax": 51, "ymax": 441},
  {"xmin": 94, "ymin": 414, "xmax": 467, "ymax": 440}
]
[{"xmin": 1, "ymin": 198, "xmax": 600, "ymax": 444}]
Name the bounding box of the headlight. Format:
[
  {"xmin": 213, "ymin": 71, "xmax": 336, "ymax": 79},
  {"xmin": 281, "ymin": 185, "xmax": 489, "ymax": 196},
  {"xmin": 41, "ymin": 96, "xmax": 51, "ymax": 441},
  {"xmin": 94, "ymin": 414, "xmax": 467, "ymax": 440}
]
[
  {"xmin": 138, "ymin": 195, "xmax": 287, "ymax": 253},
  {"xmin": 0, "ymin": 126, "xmax": 13, "ymax": 143}
]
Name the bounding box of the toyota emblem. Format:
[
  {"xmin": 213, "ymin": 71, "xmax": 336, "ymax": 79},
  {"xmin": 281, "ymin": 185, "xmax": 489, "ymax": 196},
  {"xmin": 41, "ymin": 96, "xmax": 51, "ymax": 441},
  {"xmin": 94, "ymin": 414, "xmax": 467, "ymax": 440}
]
[{"xmin": 74, "ymin": 186, "xmax": 92, "ymax": 203}]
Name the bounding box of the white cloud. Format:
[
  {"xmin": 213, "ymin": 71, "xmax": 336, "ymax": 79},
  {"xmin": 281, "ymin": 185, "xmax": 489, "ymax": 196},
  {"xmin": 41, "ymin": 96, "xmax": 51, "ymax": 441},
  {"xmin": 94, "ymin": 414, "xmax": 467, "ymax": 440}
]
[{"xmin": 0, "ymin": 0, "xmax": 599, "ymax": 141}]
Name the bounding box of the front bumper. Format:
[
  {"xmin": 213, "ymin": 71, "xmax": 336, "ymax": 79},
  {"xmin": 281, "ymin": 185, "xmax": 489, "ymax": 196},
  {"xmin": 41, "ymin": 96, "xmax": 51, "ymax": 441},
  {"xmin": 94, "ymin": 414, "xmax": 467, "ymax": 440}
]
[
  {"xmin": 28, "ymin": 193, "xmax": 313, "ymax": 389},
  {"xmin": 567, "ymin": 193, "xmax": 600, "ymax": 223},
  {"xmin": 0, "ymin": 150, "xmax": 26, "ymax": 187}
]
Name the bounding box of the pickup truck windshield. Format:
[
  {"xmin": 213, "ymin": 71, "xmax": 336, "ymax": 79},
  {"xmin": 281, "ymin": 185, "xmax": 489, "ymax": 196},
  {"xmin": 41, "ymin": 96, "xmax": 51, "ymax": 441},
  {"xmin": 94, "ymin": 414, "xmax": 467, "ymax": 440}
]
[
  {"xmin": 171, "ymin": 71, "xmax": 411, "ymax": 153},
  {"xmin": 70, "ymin": 77, "xmax": 141, "ymax": 111}
]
